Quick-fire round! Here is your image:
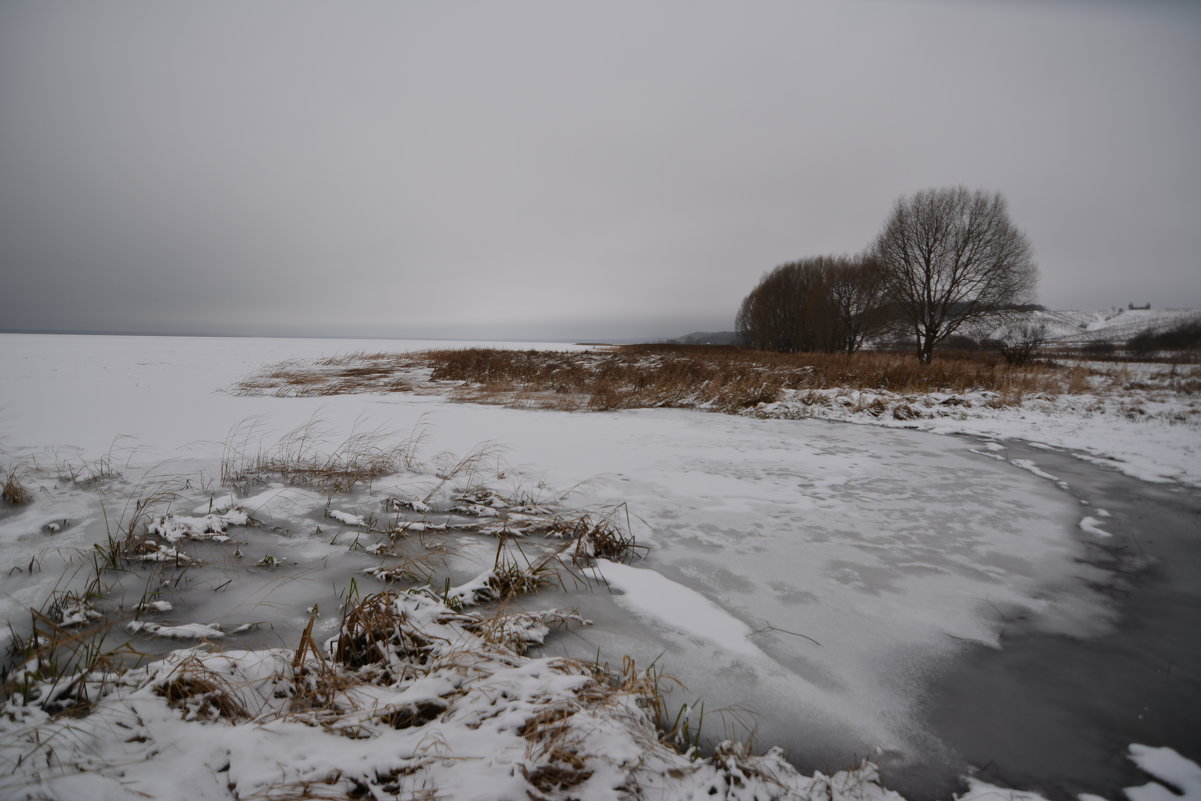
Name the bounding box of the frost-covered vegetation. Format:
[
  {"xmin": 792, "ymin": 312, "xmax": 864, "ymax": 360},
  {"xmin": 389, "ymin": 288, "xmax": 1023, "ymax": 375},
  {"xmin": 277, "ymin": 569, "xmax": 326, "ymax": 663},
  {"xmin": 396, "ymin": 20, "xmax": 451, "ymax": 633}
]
[
  {"xmin": 1, "ymin": 427, "xmax": 742, "ymax": 800},
  {"xmin": 3, "ymin": 579, "xmax": 920, "ymax": 801}
]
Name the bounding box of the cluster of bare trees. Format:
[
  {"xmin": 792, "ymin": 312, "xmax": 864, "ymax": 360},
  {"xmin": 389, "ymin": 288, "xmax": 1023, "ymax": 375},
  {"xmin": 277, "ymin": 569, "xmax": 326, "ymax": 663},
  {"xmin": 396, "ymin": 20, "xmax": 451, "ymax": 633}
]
[
  {"xmin": 737, "ymin": 186, "xmax": 1038, "ymax": 363},
  {"xmin": 735, "ymin": 255, "xmax": 885, "ymax": 354}
]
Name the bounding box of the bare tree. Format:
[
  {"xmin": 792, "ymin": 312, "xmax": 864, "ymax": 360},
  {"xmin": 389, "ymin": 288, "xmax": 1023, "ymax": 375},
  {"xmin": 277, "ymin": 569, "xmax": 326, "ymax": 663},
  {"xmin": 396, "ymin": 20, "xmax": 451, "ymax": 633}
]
[
  {"xmin": 826, "ymin": 254, "xmax": 887, "ymax": 354},
  {"xmin": 736, "ymin": 259, "xmax": 827, "ymax": 352},
  {"xmin": 872, "ymin": 187, "xmax": 1037, "ymax": 363}
]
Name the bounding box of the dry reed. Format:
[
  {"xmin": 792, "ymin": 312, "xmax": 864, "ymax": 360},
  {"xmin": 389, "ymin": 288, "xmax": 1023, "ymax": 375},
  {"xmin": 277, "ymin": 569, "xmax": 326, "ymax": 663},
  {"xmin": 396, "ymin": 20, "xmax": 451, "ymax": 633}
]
[
  {"xmin": 421, "ymin": 345, "xmax": 1070, "ymax": 411},
  {"xmin": 155, "ymin": 655, "xmax": 248, "ymax": 722},
  {"xmin": 231, "ymin": 344, "xmax": 1090, "ymax": 413},
  {"xmin": 2, "ymin": 466, "xmax": 32, "ymax": 505}
]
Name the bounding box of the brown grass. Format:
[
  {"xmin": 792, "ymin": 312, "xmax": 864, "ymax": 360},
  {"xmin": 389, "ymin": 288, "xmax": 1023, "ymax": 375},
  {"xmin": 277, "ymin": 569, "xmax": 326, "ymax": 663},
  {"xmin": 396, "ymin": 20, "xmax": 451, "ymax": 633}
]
[
  {"xmin": 524, "ymin": 507, "xmax": 646, "ymax": 566},
  {"xmin": 230, "ymin": 344, "xmax": 1087, "ymax": 413},
  {"xmin": 333, "ymin": 592, "xmax": 438, "ymax": 674},
  {"xmin": 155, "ymin": 655, "xmax": 248, "ymax": 722},
  {"xmin": 2, "ymin": 467, "xmax": 32, "ymax": 505},
  {"xmin": 422, "ymin": 345, "xmax": 1070, "ymax": 411},
  {"xmin": 289, "ymin": 614, "xmax": 357, "ymax": 713},
  {"xmin": 484, "ymin": 556, "xmax": 555, "ymax": 600},
  {"xmin": 221, "ymin": 417, "xmax": 424, "ymax": 492},
  {"xmin": 229, "ymin": 353, "xmax": 419, "ymax": 397},
  {"xmin": 3, "ymin": 605, "xmax": 134, "ymax": 716}
]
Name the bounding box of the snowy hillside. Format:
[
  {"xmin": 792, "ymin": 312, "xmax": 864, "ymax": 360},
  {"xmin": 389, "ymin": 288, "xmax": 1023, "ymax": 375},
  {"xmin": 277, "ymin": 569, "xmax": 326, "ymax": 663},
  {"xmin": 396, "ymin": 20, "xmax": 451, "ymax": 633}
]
[
  {"xmin": 1000, "ymin": 307, "xmax": 1201, "ymax": 347},
  {"xmin": 675, "ymin": 308, "xmax": 1201, "ymax": 351}
]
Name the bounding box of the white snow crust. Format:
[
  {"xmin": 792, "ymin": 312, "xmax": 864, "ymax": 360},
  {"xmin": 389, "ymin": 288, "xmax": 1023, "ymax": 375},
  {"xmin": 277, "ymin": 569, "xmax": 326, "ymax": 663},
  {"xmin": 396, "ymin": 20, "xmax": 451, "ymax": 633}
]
[
  {"xmin": 751, "ymin": 385, "xmax": 1201, "ymax": 489},
  {"xmin": 1079, "ymin": 515, "xmax": 1113, "ymax": 538},
  {"xmin": 1126, "ymin": 745, "xmax": 1201, "ymax": 801},
  {"xmin": 588, "ymin": 558, "xmax": 763, "ymax": 659},
  {"xmin": 328, "ymin": 509, "xmax": 366, "ymax": 527}
]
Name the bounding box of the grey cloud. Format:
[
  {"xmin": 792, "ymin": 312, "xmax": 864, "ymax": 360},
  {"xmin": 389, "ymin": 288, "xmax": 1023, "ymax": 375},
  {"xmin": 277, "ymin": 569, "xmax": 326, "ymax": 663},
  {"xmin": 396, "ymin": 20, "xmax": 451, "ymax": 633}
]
[{"xmin": 1, "ymin": 0, "xmax": 1199, "ymax": 340}]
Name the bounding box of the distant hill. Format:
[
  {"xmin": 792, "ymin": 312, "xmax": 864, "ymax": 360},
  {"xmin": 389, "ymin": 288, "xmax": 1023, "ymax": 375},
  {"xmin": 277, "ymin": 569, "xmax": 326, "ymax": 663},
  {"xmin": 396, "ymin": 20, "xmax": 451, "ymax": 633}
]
[
  {"xmin": 662, "ymin": 331, "xmax": 742, "ymax": 346},
  {"xmin": 981, "ymin": 307, "xmax": 1201, "ymax": 347},
  {"xmin": 659, "ymin": 309, "xmax": 1201, "ymax": 351},
  {"xmin": 656, "ymin": 308, "xmax": 1200, "ymax": 351}
]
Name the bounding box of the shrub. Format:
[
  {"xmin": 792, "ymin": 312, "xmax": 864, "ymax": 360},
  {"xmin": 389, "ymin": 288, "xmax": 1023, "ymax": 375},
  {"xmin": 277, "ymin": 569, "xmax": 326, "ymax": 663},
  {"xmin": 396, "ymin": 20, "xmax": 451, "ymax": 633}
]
[
  {"xmin": 1083, "ymin": 341, "xmax": 1117, "ymax": 357},
  {"xmin": 1128, "ymin": 320, "xmax": 1201, "ymax": 354}
]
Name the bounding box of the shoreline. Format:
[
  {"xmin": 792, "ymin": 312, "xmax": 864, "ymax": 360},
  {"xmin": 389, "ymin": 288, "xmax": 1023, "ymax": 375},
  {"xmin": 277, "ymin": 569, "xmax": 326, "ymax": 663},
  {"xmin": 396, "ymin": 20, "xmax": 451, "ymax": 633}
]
[{"xmin": 903, "ymin": 437, "xmax": 1201, "ymax": 800}]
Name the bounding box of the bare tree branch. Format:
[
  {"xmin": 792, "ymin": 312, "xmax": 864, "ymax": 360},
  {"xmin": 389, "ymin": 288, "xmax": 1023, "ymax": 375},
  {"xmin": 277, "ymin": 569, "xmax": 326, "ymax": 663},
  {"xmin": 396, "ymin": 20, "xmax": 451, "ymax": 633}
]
[{"xmin": 872, "ymin": 187, "xmax": 1037, "ymax": 363}]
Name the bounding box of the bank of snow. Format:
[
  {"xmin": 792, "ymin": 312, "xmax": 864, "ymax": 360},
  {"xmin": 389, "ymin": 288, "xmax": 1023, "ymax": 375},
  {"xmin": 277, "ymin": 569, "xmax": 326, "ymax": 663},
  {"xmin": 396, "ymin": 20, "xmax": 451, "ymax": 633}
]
[
  {"xmin": 0, "ymin": 589, "xmax": 905, "ymax": 801},
  {"xmin": 749, "ymin": 384, "xmax": 1201, "ymax": 488}
]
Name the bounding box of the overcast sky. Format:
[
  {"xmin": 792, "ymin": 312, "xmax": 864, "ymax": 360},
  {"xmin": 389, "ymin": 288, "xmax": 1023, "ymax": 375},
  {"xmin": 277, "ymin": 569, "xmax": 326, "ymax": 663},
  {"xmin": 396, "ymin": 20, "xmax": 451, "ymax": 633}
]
[{"xmin": 1, "ymin": 1, "xmax": 1198, "ymax": 341}]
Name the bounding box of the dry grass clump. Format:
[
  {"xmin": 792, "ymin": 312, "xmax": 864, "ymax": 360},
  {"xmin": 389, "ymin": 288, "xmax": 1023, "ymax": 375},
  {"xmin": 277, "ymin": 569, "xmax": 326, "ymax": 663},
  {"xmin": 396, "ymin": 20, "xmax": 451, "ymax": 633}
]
[
  {"xmin": 2, "ymin": 466, "xmax": 32, "ymax": 505},
  {"xmin": 230, "ymin": 352, "xmax": 421, "ymax": 397},
  {"xmin": 485, "ymin": 557, "xmax": 555, "ymax": 600},
  {"xmin": 55, "ymin": 439, "xmax": 129, "ymax": 488},
  {"xmin": 333, "ymin": 593, "xmax": 438, "ymax": 674},
  {"xmin": 580, "ymin": 519, "xmax": 644, "ymax": 563},
  {"xmin": 513, "ymin": 657, "xmax": 669, "ymax": 794},
  {"xmin": 574, "ymin": 506, "xmax": 645, "ymax": 564},
  {"xmin": 466, "ymin": 609, "xmax": 587, "ymax": 656},
  {"xmin": 288, "ymin": 615, "xmax": 357, "ymax": 714},
  {"xmin": 221, "ymin": 418, "xmax": 424, "ymax": 492},
  {"xmin": 155, "ymin": 656, "xmax": 248, "ymax": 722},
  {"xmin": 2, "ymin": 605, "xmax": 131, "ymax": 717},
  {"xmin": 526, "ymin": 507, "xmax": 646, "ymax": 566},
  {"xmin": 378, "ymin": 698, "xmax": 447, "ymax": 730},
  {"xmin": 519, "ymin": 702, "xmax": 594, "ymax": 797},
  {"xmin": 364, "ymin": 562, "xmax": 428, "ymax": 584}
]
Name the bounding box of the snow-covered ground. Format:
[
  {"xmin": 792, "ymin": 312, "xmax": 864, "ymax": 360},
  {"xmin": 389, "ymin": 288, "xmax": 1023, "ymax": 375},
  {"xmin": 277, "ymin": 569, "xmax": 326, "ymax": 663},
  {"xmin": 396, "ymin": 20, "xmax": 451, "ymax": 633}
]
[
  {"xmin": 748, "ymin": 375, "xmax": 1201, "ymax": 489},
  {"xmin": 1049, "ymin": 307, "xmax": 1201, "ymax": 345},
  {"xmin": 979, "ymin": 306, "xmax": 1201, "ymax": 347},
  {"xmin": 1, "ymin": 333, "xmax": 1198, "ymax": 801}
]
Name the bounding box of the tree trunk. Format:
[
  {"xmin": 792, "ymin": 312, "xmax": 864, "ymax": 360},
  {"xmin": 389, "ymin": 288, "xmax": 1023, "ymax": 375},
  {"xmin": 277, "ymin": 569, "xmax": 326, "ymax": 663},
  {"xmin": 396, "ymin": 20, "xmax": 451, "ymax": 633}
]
[{"xmin": 918, "ymin": 338, "xmax": 935, "ymax": 364}]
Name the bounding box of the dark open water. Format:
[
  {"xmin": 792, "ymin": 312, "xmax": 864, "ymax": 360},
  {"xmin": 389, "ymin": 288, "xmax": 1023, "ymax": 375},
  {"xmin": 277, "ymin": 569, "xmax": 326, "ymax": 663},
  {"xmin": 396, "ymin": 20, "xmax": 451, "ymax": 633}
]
[{"xmin": 888, "ymin": 437, "xmax": 1201, "ymax": 801}]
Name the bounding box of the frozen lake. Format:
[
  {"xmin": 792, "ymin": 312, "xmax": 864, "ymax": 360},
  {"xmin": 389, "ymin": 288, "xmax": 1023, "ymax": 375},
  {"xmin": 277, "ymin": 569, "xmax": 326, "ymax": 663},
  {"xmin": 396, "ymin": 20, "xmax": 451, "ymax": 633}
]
[{"xmin": 1, "ymin": 333, "xmax": 1194, "ymax": 799}]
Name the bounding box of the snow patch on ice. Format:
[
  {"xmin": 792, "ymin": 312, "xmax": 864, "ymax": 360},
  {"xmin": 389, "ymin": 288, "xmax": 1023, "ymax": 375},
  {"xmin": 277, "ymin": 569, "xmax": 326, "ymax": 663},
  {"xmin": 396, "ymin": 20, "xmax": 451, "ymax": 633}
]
[
  {"xmin": 147, "ymin": 509, "xmax": 246, "ymax": 542},
  {"xmin": 955, "ymin": 745, "xmax": 1201, "ymax": 801},
  {"xmin": 1008, "ymin": 459, "xmax": 1061, "ymax": 483},
  {"xmin": 191, "ymin": 494, "xmax": 237, "ymax": 514},
  {"xmin": 127, "ymin": 620, "xmax": 225, "ymax": 639},
  {"xmin": 958, "ymin": 779, "xmax": 1053, "ymax": 801},
  {"xmin": 133, "ymin": 543, "xmax": 195, "ymax": 563},
  {"xmin": 1126, "ymin": 745, "xmax": 1201, "ymax": 801},
  {"xmin": 237, "ymin": 486, "xmax": 327, "ymax": 524},
  {"xmin": 138, "ymin": 600, "xmax": 173, "ymax": 613},
  {"xmin": 1079, "ymin": 516, "xmax": 1113, "ymax": 538},
  {"xmin": 328, "ymin": 509, "xmax": 366, "ymax": 527},
  {"xmin": 588, "ymin": 559, "xmax": 764, "ymax": 660}
]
